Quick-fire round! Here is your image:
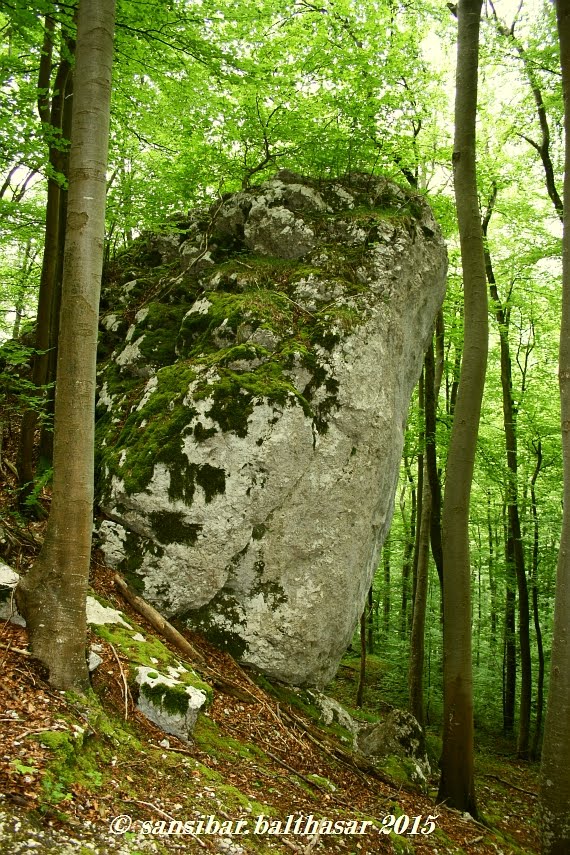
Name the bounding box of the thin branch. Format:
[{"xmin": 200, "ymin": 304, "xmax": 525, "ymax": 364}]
[{"xmin": 108, "ymin": 641, "xmax": 130, "ymax": 720}]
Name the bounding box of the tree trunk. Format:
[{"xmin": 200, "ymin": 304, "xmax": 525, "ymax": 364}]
[
  {"xmin": 486, "ymin": 492, "xmax": 498, "ymax": 652},
  {"xmin": 367, "ymin": 585, "xmax": 374, "ymax": 654},
  {"xmin": 438, "ymin": 0, "xmax": 486, "ymax": 817},
  {"xmin": 401, "ymin": 457, "xmax": 416, "ymax": 637},
  {"xmin": 409, "ymin": 327, "xmax": 445, "ymax": 726},
  {"xmin": 382, "ymin": 535, "xmax": 391, "ymax": 639},
  {"xmin": 482, "ymin": 188, "xmax": 532, "ymax": 758},
  {"xmin": 39, "ymin": 67, "xmax": 75, "ymax": 466},
  {"xmin": 503, "ymin": 532, "xmax": 517, "ymax": 736},
  {"xmin": 425, "ymin": 320, "xmax": 444, "ymax": 591},
  {"xmin": 16, "ymin": 0, "xmax": 116, "ymax": 691},
  {"xmin": 356, "ymin": 608, "xmax": 367, "ymax": 708},
  {"xmin": 17, "ymin": 31, "xmax": 74, "ymax": 497},
  {"xmin": 411, "ymin": 387, "xmax": 424, "ymax": 618},
  {"xmin": 530, "ymin": 441, "xmax": 544, "ymax": 760},
  {"xmin": 540, "ymin": 3, "xmax": 570, "ymax": 849},
  {"xmin": 409, "ymin": 464, "xmax": 431, "ymax": 727}
]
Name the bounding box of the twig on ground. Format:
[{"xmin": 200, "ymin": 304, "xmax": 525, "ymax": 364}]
[
  {"xmin": 482, "ymin": 773, "xmax": 538, "ymax": 797},
  {"xmin": 124, "ymin": 798, "xmax": 210, "ymax": 849},
  {"xmin": 0, "ymin": 641, "xmax": 31, "ymax": 657},
  {"xmin": 264, "ymin": 748, "xmax": 325, "ymax": 793},
  {"xmin": 114, "ymin": 573, "xmax": 206, "ymax": 664},
  {"xmin": 108, "ymin": 641, "xmax": 130, "ymax": 721}
]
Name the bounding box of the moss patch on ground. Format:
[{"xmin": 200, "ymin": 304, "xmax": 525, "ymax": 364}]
[{"xmin": 92, "ymin": 621, "xmax": 212, "ymax": 703}]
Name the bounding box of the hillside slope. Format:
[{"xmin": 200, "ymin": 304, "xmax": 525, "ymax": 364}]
[{"xmin": 0, "ymin": 550, "xmax": 540, "ymax": 855}]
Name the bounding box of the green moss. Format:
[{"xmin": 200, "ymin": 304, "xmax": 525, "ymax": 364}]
[
  {"xmin": 99, "ymin": 363, "xmax": 197, "ymax": 498},
  {"xmin": 31, "ymin": 695, "xmax": 149, "ymax": 813},
  {"xmin": 251, "ymin": 677, "xmax": 354, "ymax": 744},
  {"xmin": 194, "ymin": 363, "xmax": 310, "ymax": 438},
  {"xmin": 149, "ymin": 510, "xmax": 202, "ymax": 545},
  {"xmin": 184, "ymin": 591, "xmax": 247, "ymax": 658},
  {"xmin": 196, "ymin": 462, "xmax": 226, "ymax": 502},
  {"xmin": 215, "ymin": 783, "xmax": 275, "ymax": 817},
  {"xmin": 193, "ymin": 421, "xmax": 217, "ymax": 441},
  {"xmin": 135, "ymin": 303, "xmax": 189, "ymax": 366},
  {"xmin": 193, "ymin": 715, "xmax": 265, "ymax": 764},
  {"xmin": 93, "ymin": 617, "xmax": 213, "ymax": 712},
  {"xmin": 250, "ymin": 562, "xmax": 287, "ymax": 608},
  {"xmin": 139, "ymin": 680, "xmax": 194, "ymax": 717},
  {"xmin": 307, "ymin": 773, "xmax": 336, "ymax": 792}
]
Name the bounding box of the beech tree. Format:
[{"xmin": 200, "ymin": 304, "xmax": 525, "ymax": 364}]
[
  {"xmin": 437, "ymin": 0, "xmax": 486, "ymax": 816},
  {"xmin": 17, "ymin": 9, "xmax": 75, "ymax": 494},
  {"xmin": 539, "ymin": 0, "xmax": 570, "ymax": 850},
  {"xmin": 16, "ymin": 0, "xmax": 116, "ymax": 690}
]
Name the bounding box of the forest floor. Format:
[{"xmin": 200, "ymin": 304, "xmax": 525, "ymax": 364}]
[{"xmin": 0, "ymin": 471, "xmax": 542, "ymax": 855}]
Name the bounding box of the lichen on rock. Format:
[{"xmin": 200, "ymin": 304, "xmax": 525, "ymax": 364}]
[{"xmin": 96, "ymin": 171, "xmax": 447, "ymax": 686}]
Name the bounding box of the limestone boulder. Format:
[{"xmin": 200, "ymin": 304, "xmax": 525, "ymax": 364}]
[
  {"xmin": 355, "ymin": 708, "xmax": 431, "ymax": 787},
  {"xmin": 95, "ymin": 172, "xmax": 447, "ymax": 686}
]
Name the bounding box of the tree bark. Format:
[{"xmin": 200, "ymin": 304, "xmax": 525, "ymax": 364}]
[
  {"xmin": 540, "ymin": 2, "xmax": 570, "ymax": 849},
  {"xmin": 486, "ymin": 492, "xmax": 498, "ymax": 652},
  {"xmin": 425, "ymin": 320, "xmax": 444, "ymax": 591},
  {"xmin": 530, "ymin": 441, "xmax": 544, "ymax": 760},
  {"xmin": 382, "ymin": 535, "xmax": 391, "ymax": 639},
  {"xmin": 356, "ymin": 608, "xmax": 367, "ymax": 708},
  {"xmin": 17, "ymin": 26, "xmax": 75, "ymax": 496},
  {"xmin": 400, "ymin": 457, "xmax": 416, "ymax": 637},
  {"xmin": 16, "ymin": 0, "xmax": 116, "ymax": 690},
  {"xmin": 39, "ymin": 66, "xmax": 75, "ymax": 465},
  {"xmin": 482, "ymin": 186, "xmax": 532, "ymax": 758},
  {"xmin": 409, "ymin": 327, "xmax": 445, "ymax": 726},
  {"xmin": 408, "ymin": 466, "xmax": 431, "ymax": 727},
  {"xmin": 367, "ymin": 585, "xmax": 374, "ymax": 653},
  {"xmin": 438, "ymin": 0, "xmax": 485, "ymax": 817},
  {"xmin": 503, "ymin": 539, "xmax": 517, "ymax": 736}
]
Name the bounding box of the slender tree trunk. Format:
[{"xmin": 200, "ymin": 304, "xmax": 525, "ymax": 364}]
[
  {"xmin": 39, "ymin": 68, "xmax": 75, "ymax": 466},
  {"xmin": 17, "ymin": 33, "xmax": 74, "ymax": 496},
  {"xmin": 503, "ymin": 533, "xmax": 517, "ymax": 736},
  {"xmin": 409, "ymin": 465, "xmax": 431, "ymax": 726},
  {"xmin": 482, "ymin": 189, "xmax": 532, "ymax": 757},
  {"xmin": 356, "ymin": 608, "xmax": 367, "ymax": 708},
  {"xmin": 411, "ymin": 380, "xmax": 424, "ymax": 617},
  {"xmin": 425, "ymin": 319, "xmax": 444, "ymax": 591},
  {"xmin": 409, "ymin": 327, "xmax": 445, "ymax": 726},
  {"xmin": 487, "ymin": 492, "xmax": 498, "ymax": 652},
  {"xmin": 16, "ymin": 0, "xmax": 116, "ymax": 690},
  {"xmin": 438, "ymin": 0, "xmax": 486, "ymax": 817},
  {"xmin": 367, "ymin": 585, "xmax": 374, "ymax": 654},
  {"xmin": 540, "ymin": 5, "xmax": 570, "ymax": 848},
  {"xmin": 382, "ymin": 536, "xmax": 391, "ymax": 639},
  {"xmin": 530, "ymin": 441, "xmax": 544, "ymax": 760},
  {"xmin": 401, "ymin": 457, "xmax": 416, "ymax": 637}
]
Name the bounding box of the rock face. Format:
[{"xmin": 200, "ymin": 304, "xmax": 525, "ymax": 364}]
[
  {"xmin": 136, "ymin": 664, "xmax": 210, "ymax": 743},
  {"xmin": 355, "ymin": 709, "xmax": 431, "ymax": 787},
  {"xmin": 96, "ymin": 172, "xmax": 447, "ymax": 686}
]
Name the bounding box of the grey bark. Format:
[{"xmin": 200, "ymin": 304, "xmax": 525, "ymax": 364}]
[
  {"xmin": 16, "ymin": 0, "xmax": 116, "ymax": 690},
  {"xmin": 539, "ymin": 2, "xmax": 570, "ymax": 850},
  {"xmin": 438, "ymin": 0, "xmax": 486, "ymax": 816}
]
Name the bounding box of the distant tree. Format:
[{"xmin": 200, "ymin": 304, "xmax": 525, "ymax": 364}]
[
  {"xmin": 539, "ymin": 0, "xmax": 570, "ymax": 850},
  {"xmin": 16, "ymin": 0, "xmax": 116, "ymax": 690}
]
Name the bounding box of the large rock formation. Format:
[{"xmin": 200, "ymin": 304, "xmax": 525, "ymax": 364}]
[{"xmin": 96, "ymin": 172, "xmax": 447, "ymax": 686}]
